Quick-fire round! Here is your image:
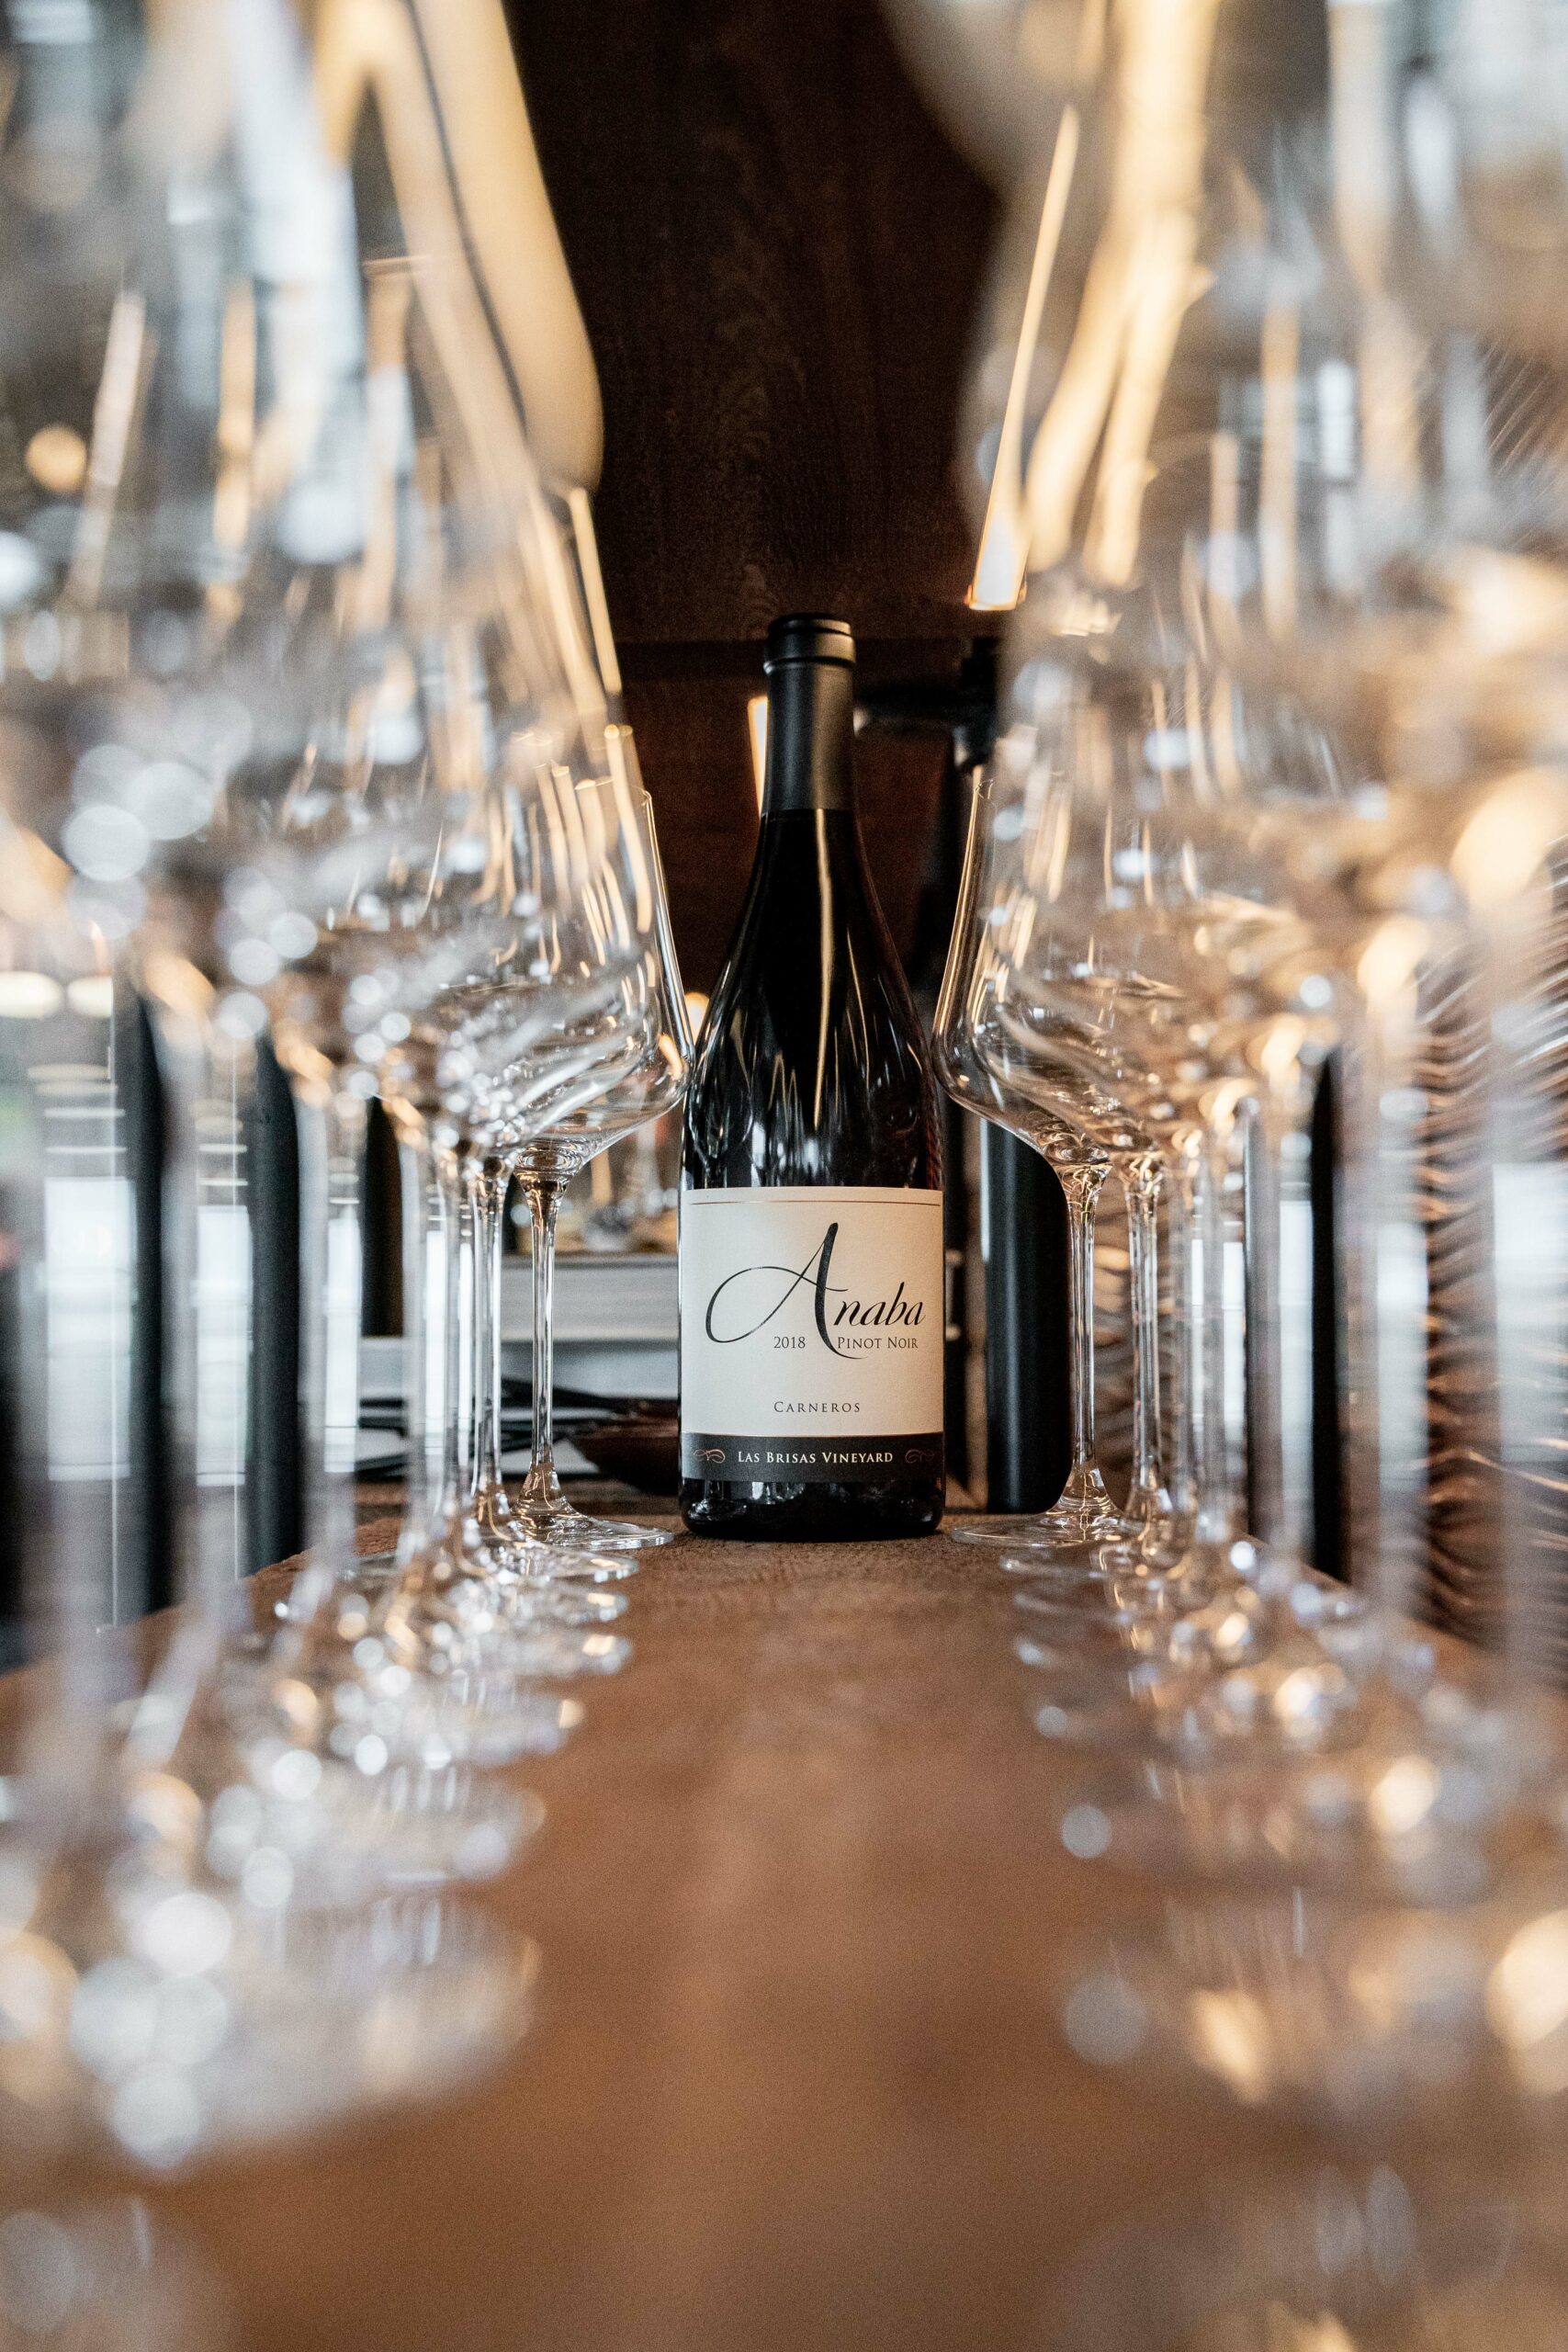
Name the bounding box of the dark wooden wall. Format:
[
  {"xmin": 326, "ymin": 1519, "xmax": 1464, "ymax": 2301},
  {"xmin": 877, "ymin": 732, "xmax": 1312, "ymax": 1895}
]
[{"xmin": 506, "ymin": 0, "xmax": 998, "ymax": 990}]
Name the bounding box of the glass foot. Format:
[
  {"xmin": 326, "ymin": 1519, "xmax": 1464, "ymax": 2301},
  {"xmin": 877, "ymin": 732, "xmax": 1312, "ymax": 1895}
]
[
  {"xmin": 502, "ymin": 1497, "xmax": 674, "ymax": 1554},
  {"xmin": 1015, "ymin": 1610, "xmax": 1194, "ymax": 1678},
  {"xmin": 1013, "ymin": 1551, "xmax": 1362, "ymax": 1657},
  {"xmin": 493, "ymin": 1579, "xmax": 628, "ymax": 1625},
  {"xmin": 461, "ymin": 1498, "xmax": 642, "ymax": 1582},
  {"xmin": 237, "ymin": 1893, "xmax": 539, "ymax": 2142},
  {"xmin": 1026, "ymin": 1644, "xmax": 1356, "ymax": 1759},
  {"xmin": 0, "ymin": 2199, "xmax": 220, "ymax": 2351},
  {"xmin": 368, "ymin": 1576, "xmax": 630, "ymax": 1764},
  {"xmin": 286, "ymin": 1758, "xmax": 544, "ymax": 1892},
  {"xmin": 1058, "ymin": 1883, "xmax": 1568, "ymax": 2135},
  {"xmin": 1055, "ymin": 1729, "xmax": 1563, "ymax": 1907},
  {"xmin": 1043, "ymin": 2162, "xmax": 1568, "ymax": 2351},
  {"xmin": 954, "ymin": 1508, "xmax": 1128, "ymax": 1553},
  {"xmin": 499, "ymin": 1546, "xmax": 641, "ymax": 1585},
  {"xmin": 953, "ymin": 1463, "xmax": 1128, "ymax": 1552},
  {"xmin": 1025, "ymin": 1599, "xmax": 1434, "ymax": 1765},
  {"xmin": 255, "ymin": 1568, "xmax": 622, "ymax": 1774},
  {"xmin": 1001, "ymin": 1548, "xmax": 1205, "ymax": 1611},
  {"xmin": 382, "ymin": 1562, "xmax": 635, "ymax": 1679},
  {"xmin": 0, "ymin": 1803, "xmax": 537, "ymax": 2170},
  {"xmin": 1013, "ymin": 1564, "xmax": 1216, "ymax": 1635},
  {"xmin": 122, "ymin": 1642, "xmax": 551, "ymax": 1904}
]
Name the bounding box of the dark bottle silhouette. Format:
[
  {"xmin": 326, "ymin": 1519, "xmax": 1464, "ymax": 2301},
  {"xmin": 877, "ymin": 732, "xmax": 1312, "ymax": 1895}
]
[{"xmin": 679, "ymin": 616, "xmax": 944, "ymax": 1540}]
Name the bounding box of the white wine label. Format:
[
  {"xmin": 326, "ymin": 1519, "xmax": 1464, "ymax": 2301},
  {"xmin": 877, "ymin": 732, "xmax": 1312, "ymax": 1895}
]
[{"xmin": 679, "ymin": 1185, "xmax": 944, "ymax": 1486}]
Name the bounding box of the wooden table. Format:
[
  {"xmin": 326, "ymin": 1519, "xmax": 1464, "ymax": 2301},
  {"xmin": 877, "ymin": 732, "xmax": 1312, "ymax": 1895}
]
[{"xmin": 25, "ymin": 1506, "xmax": 1332, "ymax": 2351}]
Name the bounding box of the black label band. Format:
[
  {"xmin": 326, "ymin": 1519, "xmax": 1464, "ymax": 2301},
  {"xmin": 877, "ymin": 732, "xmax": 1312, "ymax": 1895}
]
[{"xmin": 681, "ymin": 1433, "xmax": 944, "ymax": 1487}]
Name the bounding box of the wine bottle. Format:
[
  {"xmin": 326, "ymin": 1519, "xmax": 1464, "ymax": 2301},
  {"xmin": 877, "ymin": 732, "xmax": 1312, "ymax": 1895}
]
[{"xmin": 679, "ymin": 615, "xmax": 945, "ymax": 1540}]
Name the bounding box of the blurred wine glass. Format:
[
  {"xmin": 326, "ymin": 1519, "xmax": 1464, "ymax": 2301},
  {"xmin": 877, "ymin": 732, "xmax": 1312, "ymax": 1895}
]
[
  {"xmin": 491, "ymin": 784, "xmax": 691, "ymax": 1555},
  {"xmin": 355, "ymin": 768, "xmax": 670, "ymax": 1698},
  {"xmin": 989, "ymin": 614, "xmax": 1371, "ymax": 1749},
  {"xmin": 0, "ymin": 0, "xmax": 567, "ymax": 2165},
  {"xmin": 0, "ymin": 2199, "xmax": 225, "ymax": 2352},
  {"xmin": 881, "ymin": 0, "xmax": 1089, "ymax": 195},
  {"xmin": 948, "ymin": 0, "xmax": 1568, "ymax": 2126},
  {"xmin": 1039, "ymin": 2162, "xmax": 1568, "ymax": 2349}
]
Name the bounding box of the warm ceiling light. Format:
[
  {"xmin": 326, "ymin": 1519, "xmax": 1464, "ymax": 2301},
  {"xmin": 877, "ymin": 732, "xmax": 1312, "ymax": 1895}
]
[
  {"xmin": 747, "ymin": 695, "xmax": 768, "ymax": 809},
  {"xmin": 26, "ymin": 424, "xmax": 87, "ymax": 496},
  {"xmin": 967, "ymin": 107, "xmax": 1081, "ymax": 613}
]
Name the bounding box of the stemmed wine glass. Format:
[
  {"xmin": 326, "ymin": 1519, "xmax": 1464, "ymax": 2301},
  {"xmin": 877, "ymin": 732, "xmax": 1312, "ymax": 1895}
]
[
  {"xmin": 1038, "ymin": 2161, "xmax": 1568, "ymax": 2350},
  {"xmin": 479, "ymin": 782, "xmax": 691, "ymax": 1556},
  {"xmin": 926, "ymin": 0, "xmax": 1568, "ymax": 2132},
  {"xmin": 407, "ymin": 773, "xmax": 689, "ymax": 1572},
  {"xmin": 125, "ymin": 56, "xmax": 627, "ymax": 1818},
  {"xmin": 986, "ymin": 619, "xmax": 1393, "ymax": 1742},
  {"xmin": 0, "ymin": 0, "xmax": 556, "ymax": 2162},
  {"xmin": 934, "ymin": 761, "xmax": 1179, "ymax": 1557},
  {"xmin": 247, "ymin": 747, "xmax": 652, "ymax": 1781},
  {"xmin": 344, "ymin": 765, "xmax": 673, "ymax": 1680}
]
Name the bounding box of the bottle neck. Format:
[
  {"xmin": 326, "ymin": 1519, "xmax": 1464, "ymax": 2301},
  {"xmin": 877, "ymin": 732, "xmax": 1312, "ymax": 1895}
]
[{"xmin": 761, "ymin": 659, "xmax": 855, "ymax": 817}]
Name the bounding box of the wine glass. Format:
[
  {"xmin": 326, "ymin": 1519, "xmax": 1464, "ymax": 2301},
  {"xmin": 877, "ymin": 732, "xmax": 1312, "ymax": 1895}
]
[
  {"xmin": 0, "ymin": 2198, "xmax": 222, "ymax": 2351},
  {"xmin": 934, "ymin": 759, "xmax": 1179, "ymax": 1556},
  {"xmin": 967, "ymin": 0, "xmax": 1568, "ymax": 2114},
  {"xmin": 986, "ymin": 0, "xmax": 1568, "ymax": 1682},
  {"xmin": 340, "ymin": 765, "xmax": 671, "ymax": 1687},
  {"xmin": 489, "ymin": 782, "xmax": 691, "ymax": 1555},
  {"xmin": 418, "ymin": 775, "xmax": 686, "ymax": 1569},
  {"xmin": 989, "ymin": 611, "xmax": 1344, "ymax": 1613},
  {"xmin": 1038, "ymin": 2162, "xmax": 1568, "ymax": 2350},
  {"xmin": 132, "ymin": 105, "xmax": 628, "ymax": 1808},
  {"xmin": 0, "ymin": 0, "xmax": 554, "ymax": 2156},
  {"xmin": 993, "ymin": 593, "xmax": 1520, "ymax": 1792},
  {"xmin": 246, "ymin": 746, "xmax": 651, "ymax": 1783}
]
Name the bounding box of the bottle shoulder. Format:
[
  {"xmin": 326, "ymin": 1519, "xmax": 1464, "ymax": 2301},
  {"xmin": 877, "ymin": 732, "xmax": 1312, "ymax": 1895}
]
[
  {"xmin": 683, "ymin": 983, "xmax": 941, "ymax": 1186},
  {"xmin": 701, "ymin": 813, "xmax": 922, "ymax": 1026},
  {"xmin": 683, "ymin": 822, "xmax": 941, "ymax": 1190}
]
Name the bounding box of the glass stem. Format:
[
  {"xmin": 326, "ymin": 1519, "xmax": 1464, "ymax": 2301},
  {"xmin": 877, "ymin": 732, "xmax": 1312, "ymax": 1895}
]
[
  {"xmin": 288, "ymin": 1080, "xmax": 367, "ymax": 1622},
  {"xmin": 1057, "ymin": 1158, "xmax": 1110, "ymax": 1507},
  {"xmin": 1122, "ymin": 1150, "xmax": 1168, "ymax": 1528},
  {"xmin": 150, "ymin": 1006, "xmax": 255, "ymax": 1624},
  {"xmin": 1244, "ymin": 1075, "xmax": 1318, "ymax": 1564},
  {"xmin": 519, "ymin": 1171, "xmax": 568, "ymax": 1513},
  {"xmin": 8, "ymin": 1016, "xmax": 92, "ymax": 1783},
  {"xmin": 1161, "ymin": 1150, "xmax": 1196, "ymax": 1523},
  {"xmin": 1479, "ymin": 888, "xmax": 1561, "ymax": 1690},
  {"xmin": 1342, "ymin": 976, "xmax": 1427, "ymax": 1625},
  {"xmin": 389, "ymin": 1112, "xmax": 443, "ymax": 1566},
  {"xmin": 1181, "ymin": 1125, "xmax": 1235, "ymax": 1549},
  {"xmin": 466, "ymin": 1155, "xmax": 511, "ymax": 1515},
  {"xmin": 430, "ymin": 1143, "xmax": 469, "ymax": 1550},
  {"xmin": 123, "ymin": 1001, "xmax": 254, "ymax": 1772},
  {"xmin": 1243, "ymin": 1096, "xmax": 1285, "ymax": 1554}
]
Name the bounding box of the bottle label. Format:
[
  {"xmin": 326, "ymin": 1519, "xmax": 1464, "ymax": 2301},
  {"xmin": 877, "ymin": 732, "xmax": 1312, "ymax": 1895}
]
[{"xmin": 679, "ymin": 1185, "xmax": 945, "ymax": 1485}]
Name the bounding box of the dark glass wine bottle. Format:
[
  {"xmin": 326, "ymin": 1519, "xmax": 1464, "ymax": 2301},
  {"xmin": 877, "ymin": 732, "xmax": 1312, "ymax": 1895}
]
[{"xmin": 679, "ymin": 615, "xmax": 945, "ymax": 1540}]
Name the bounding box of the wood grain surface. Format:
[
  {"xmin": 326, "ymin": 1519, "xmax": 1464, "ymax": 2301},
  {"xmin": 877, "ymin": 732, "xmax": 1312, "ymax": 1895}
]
[
  {"xmin": 6, "ymin": 1505, "xmax": 1339, "ymax": 2352},
  {"xmin": 507, "ymin": 0, "xmax": 998, "ymax": 650}
]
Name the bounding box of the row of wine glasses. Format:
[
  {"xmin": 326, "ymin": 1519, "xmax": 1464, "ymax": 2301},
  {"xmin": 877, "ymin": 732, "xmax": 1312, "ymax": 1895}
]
[
  {"xmin": 931, "ymin": 0, "xmax": 1568, "ymax": 2139},
  {"xmin": 0, "ymin": 0, "xmax": 685, "ymax": 2268}
]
